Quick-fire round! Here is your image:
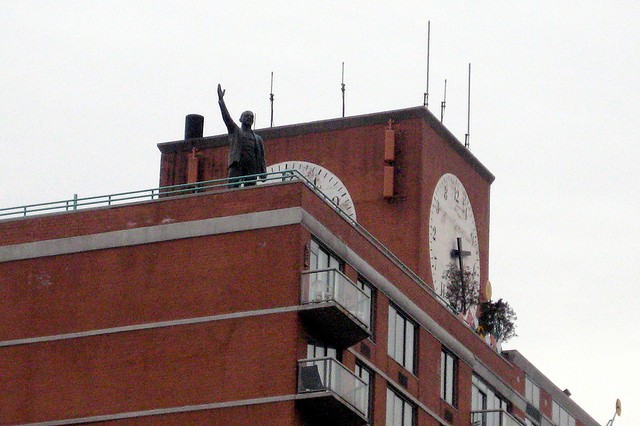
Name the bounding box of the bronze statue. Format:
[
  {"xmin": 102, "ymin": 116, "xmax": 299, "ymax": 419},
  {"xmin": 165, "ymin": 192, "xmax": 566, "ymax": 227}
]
[{"xmin": 217, "ymin": 84, "xmax": 266, "ymax": 187}]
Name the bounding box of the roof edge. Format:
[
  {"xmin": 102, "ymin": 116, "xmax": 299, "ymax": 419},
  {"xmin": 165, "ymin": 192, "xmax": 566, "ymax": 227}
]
[
  {"xmin": 502, "ymin": 350, "xmax": 601, "ymax": 426},
  {"xmin": 157, "ymin": 106, "xmax": 495, "ymax": 184}
]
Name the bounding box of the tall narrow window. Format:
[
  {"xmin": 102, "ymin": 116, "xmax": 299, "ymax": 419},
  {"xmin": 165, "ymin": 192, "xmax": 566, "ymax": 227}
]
[
  {"xmin": 386, "ymin": 386, "xmax": 415, "ymax": 426},
  {"xmin": 308, "ymin": 240, "xmax": 344, "ymax": 302},
  {"xmin": 387, "ymin": 304, "xmax": 416, "ymax": 373},
  {"xmin": 306, "ymin": 341, "xmax": 339, "ymax": 393},
  {"xmin": 307, "ymin": 341, "xmax": 338, "ymax": 360},
  {"xmin": 440, "ymin": 348, "xmax": 457, "ymax": 406},
  {"xmin": 355, "ymin": 362, "xmax": 373, "ymax": 420},
  {"xmin": 472, "ymin": 375, "xmax": 510, "ymax": 426},
  {"xmin": 357, "ymin": 276, "xmax": 375, "ymax": 338},
  {"xmin": 310, "ymin": 240, "xmax": 343, "ymax": 271},
  {"xmin": 525, "ymin": 377, "xmax": 540, "ymax": 408},
  {"xmin": 552, "ymin": 401, "xmax": 576, "ymax": 426}
]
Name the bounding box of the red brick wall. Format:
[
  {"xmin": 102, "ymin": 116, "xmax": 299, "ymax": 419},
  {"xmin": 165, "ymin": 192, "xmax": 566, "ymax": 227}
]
[
  {"xmin": 1, "ymin": 225, "xmax": 303, "ymax": 340},
  {"xmin": 0, "ymin": 314, "xmax": 303, "ymax": 424},
  {"xmin": 100, "ymin": 401, "xmax": 301, "ymax": 426}
]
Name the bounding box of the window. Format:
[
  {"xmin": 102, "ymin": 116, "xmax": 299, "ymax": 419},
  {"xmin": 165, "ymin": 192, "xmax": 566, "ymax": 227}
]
[
  {"xmin": 472, "ymin": 375, "xmax": 509, "ymax": 426},
  {"xmin": 355, "ymin": 362, "xmax": 374, "ymax": 420},
  {"xmin": 552, "ymin": 401, "xmax": 576, "ymax": 426},
  {"xmin": 440, "ymin": 348, "xmax": 457, "ymax": 406},
  {"xmin": 386, "ymin": 386, "xmax": 415, "ymax": 426},
  {"xmin": 307, "ymin": 341, "xmax": 338, "ymax": 360},
  {"xmin": 525, "ymin": 377, "xmax": 540, "ymax": 408},
  {"xmin": 357, "ymin": 276, "xmax": 375, "ymax": 338},
  {"xmin": 310, "ymin": 240, "xmax": 343, "ymax": 271},
  {"xmin": 387, "ymin": 304, "xmax": 416, "ymax": 373},
  {"xmin": 306, "ymin": 341, "xmax": 339, "ymax": 392}
]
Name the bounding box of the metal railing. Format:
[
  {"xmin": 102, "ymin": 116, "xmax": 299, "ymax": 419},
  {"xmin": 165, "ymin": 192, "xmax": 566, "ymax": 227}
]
[
  {"xmin": 297, "ymin": 357, "xmax": 368, "ymax": 418},
  {"xmin": 0, "ymin": 168, "xmax": 457, "ymax": 314},
  {"xmin": 471, "ymin": 409, "xmax": 526, "ymax": 426},
  {"xmin": 0, "ymin": 171, "xmax": 299, "ymax": 219},
  {"xmin": 300, "ymin": 268, "xmax": 371, "ymax": 330}
]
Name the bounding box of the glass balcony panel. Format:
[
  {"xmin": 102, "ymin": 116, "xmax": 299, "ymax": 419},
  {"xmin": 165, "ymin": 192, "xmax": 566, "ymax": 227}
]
[
  {"xmin": 297, "ymin": 357, "xmax": 368, "ymax": 418},
  {"xmin": 471, "ymin": 410, "xmax": 525, "ymax": 426},
  {"xmin": 301, "ymin": 268, "xmax": 371, "ymax": 330}
]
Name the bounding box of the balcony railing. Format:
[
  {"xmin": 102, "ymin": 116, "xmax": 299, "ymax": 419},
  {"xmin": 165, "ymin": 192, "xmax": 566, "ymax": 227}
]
[
  {"xmin": 300, "ymin": 268, "xmax": 371, "ymax": 330},
  {"xmin": 297, "ymin": 357, "xmax": 368, "ymax": 419},
  {"xmin": 471, "ymin": 409, "xmax": 526, "ymax": 426}
]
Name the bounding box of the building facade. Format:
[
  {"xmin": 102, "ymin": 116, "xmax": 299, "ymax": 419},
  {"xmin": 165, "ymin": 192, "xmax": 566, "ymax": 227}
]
[{"xmin": 0, "ymin": 107, "xmax": 599, "ymax": 425}]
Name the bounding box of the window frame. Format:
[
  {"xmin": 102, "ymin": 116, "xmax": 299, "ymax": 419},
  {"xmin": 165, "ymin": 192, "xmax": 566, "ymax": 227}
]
[
  {"xmin": 309, "ymin": 239, "xmax": 344, "ymax": 272},
  {"xmin": 306, "ymin": 340, "xmax": 339, "ymax": 361},
  {"xmin": 355, "ymin": 361, "xmax": 374, "ymax": 420},
  {"xmin": 552, "ymin": 400, "xmax": 576, "ymax": 426},
  {"xmin": 440, "ymin": 348, "xmax": 458, "ymax": 407},
  {"xmin": 386, "ymin": 385, "xmax": 415, "ymax": 426},
  {"xmin": 472, "ymin": 375, "xmax": 510, "ymax": 417},
  {"xmin": 356, "ymin": 275, "xmax": 376, "ymax": 340},
  {"xmin": 525, "ymin": 376, "xmax": 540, "ymax": 408},
  {"xmin": 387, "ymin": 304, "xmax": 417, "ymax": 373}
]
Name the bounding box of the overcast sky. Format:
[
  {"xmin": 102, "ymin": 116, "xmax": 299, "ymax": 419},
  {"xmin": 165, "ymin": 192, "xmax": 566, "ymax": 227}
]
[{"xmin": 2, "ymin": 1, "xmax": 638, "ymax": 424}]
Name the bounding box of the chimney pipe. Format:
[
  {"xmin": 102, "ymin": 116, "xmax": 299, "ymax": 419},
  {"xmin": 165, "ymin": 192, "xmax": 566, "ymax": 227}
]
[{"xmin": 185, "ymin": 114, "xmax": 204, "ymax": 139}]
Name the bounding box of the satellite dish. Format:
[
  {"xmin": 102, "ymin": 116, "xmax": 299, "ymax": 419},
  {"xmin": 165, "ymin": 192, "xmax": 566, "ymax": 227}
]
[
  {"xmin": 484, "ymin": 280, "xmax": 492, "ymax": 301},
  {"xmin": 615, "ymin": 399, "xmax": 621, "ymax": 416}
]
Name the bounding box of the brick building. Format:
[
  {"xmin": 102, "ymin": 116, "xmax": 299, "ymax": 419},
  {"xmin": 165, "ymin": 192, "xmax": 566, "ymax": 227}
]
[{"xmin": 0, "ymin": 106, "xmax": 599, "ymax": 425}]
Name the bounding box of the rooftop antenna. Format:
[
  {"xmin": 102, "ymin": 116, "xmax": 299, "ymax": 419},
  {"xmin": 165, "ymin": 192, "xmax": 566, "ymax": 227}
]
[
  {"xmin": 440, "ymin": 79, "xmax": 447, "ymax": 122},
  {"xmin": 423, "ymin": 20, "xmax": 431, "ymax": 108},
  {"xmin": 465, "ymin": 63, "xmax": 471, "ymax": 148},
  {"xmin": 341, "ymin": 61, "xmax": 346, "ymax": 117},
  {"xmin": 270, "ymin": 71, "xmax": 274, "ymax": 127}
]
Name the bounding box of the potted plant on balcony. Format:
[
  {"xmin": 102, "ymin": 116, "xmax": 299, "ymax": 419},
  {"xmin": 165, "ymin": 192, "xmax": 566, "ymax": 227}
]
[{"xmin": 477, "ymin": 298, "xmax": 517, "ymax": 343}]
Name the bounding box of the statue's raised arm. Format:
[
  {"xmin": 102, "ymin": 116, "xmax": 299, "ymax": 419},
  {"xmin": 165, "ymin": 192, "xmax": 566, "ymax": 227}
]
[
  {"xmin": 217, "ymin": 84, "xmax": 236, "ymax": 133},
  {"xmin": 217, "ymin": 83, "xmax": 266, "ymax": 187}
]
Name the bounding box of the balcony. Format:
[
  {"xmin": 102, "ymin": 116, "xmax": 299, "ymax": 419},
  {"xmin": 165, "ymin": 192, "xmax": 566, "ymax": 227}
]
[
  {"xmin": 299, "ymin": 268, "xmax": 372, "ymax": 348},
  {"xmin": 296, "ymin": 357, "xmax": 368, "ymax": 425},
  {"xmin": 471, "ymin": 409, "xmax": 526, "ymax": 426}
]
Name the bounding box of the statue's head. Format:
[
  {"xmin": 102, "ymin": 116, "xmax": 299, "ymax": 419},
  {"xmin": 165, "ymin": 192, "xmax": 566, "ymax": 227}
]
[{"xmin": 239, "ymin": 111, "xmax": 254, "ymax": 128}]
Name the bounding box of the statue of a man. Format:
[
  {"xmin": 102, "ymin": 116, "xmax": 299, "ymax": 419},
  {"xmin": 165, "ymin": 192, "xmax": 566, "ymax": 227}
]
[{"xmin": 217, "ymin": 84, "xmax": 266, "ymax": 187}]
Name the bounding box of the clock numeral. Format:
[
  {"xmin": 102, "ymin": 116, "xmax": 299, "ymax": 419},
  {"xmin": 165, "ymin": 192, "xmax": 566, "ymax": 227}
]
[
  {"xmin": 443, "ymin": 186, "xmax": 448, "ymax": 200},
  {"xmin": 454, "ymin": 187, "xmax": 460, "ymax": 203},
  {"xmin": 282, "ymin": 171, "xmax": 295, "ymax": 182},
  {"xmin": 429, "ymin": 225, "xmax": 437, "ymax": 241},
  {"xmin": 331, "ymin": 195, "xmax": 340, "ymax": 205}
]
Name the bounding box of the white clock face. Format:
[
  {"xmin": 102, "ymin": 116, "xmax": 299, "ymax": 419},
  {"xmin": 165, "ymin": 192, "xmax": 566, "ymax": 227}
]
[
  {"xmin": 429, "ymin": 173, "xmax": 479, "ymax": 298},
  {"xmin": 265, "ymin": 161, "xmax": 356, "ymax": 220}
]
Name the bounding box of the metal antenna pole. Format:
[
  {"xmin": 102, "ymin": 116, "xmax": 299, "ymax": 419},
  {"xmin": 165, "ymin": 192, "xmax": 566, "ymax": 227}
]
[
  {"xmin": 270, "ymin": 72, "xmax": 274, "ymax": 127},
  {"xmin": 424, "ymin": 20, "xmax": 431, "ymax": 108},
  {"xmin": 341, "ymin": 62, "xmax": 346, "ymax": 117},
  {"xmin": 440, "ymin": 79, "xmax": 447, "ymax": 122},
  {"xmin": 465, "ymin": 63, "xmax": 471, "ymax": 148}
]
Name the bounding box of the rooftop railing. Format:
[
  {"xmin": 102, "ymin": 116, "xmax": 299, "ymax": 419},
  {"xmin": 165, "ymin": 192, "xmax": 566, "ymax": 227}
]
[
  {"xmin": 0, "ymin": 169, "xmax": 456, "ymax": 313},
  {"xmin": 471, "ymin": 409, "xmax": 526, "ymax": 426},
  {"xmin": 0, "ymin": 172, "xmax": 289, "ymax": 219},
  {"xmin": 297, "ymin": 357, "xmax": 368, "ymax": 418},
  {"xmin": 300, "ymin": 268, "xmax": 371, "ymax": 330}
]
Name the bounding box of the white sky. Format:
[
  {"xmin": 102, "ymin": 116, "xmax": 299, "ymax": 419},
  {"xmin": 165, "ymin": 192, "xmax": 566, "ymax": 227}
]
[{"xmin": 1, "ymin": 1, "xmax": 638, "ymax": 424}]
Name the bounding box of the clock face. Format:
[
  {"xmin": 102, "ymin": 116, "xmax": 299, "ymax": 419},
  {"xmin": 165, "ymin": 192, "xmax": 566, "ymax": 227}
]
[
  {"xmin": 429, "ymin": 173, "xmax": 479, "ymax": 298},
  {"xmin": 265, "ymin": 161, "xmax": 356, "ymax": 220}
]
